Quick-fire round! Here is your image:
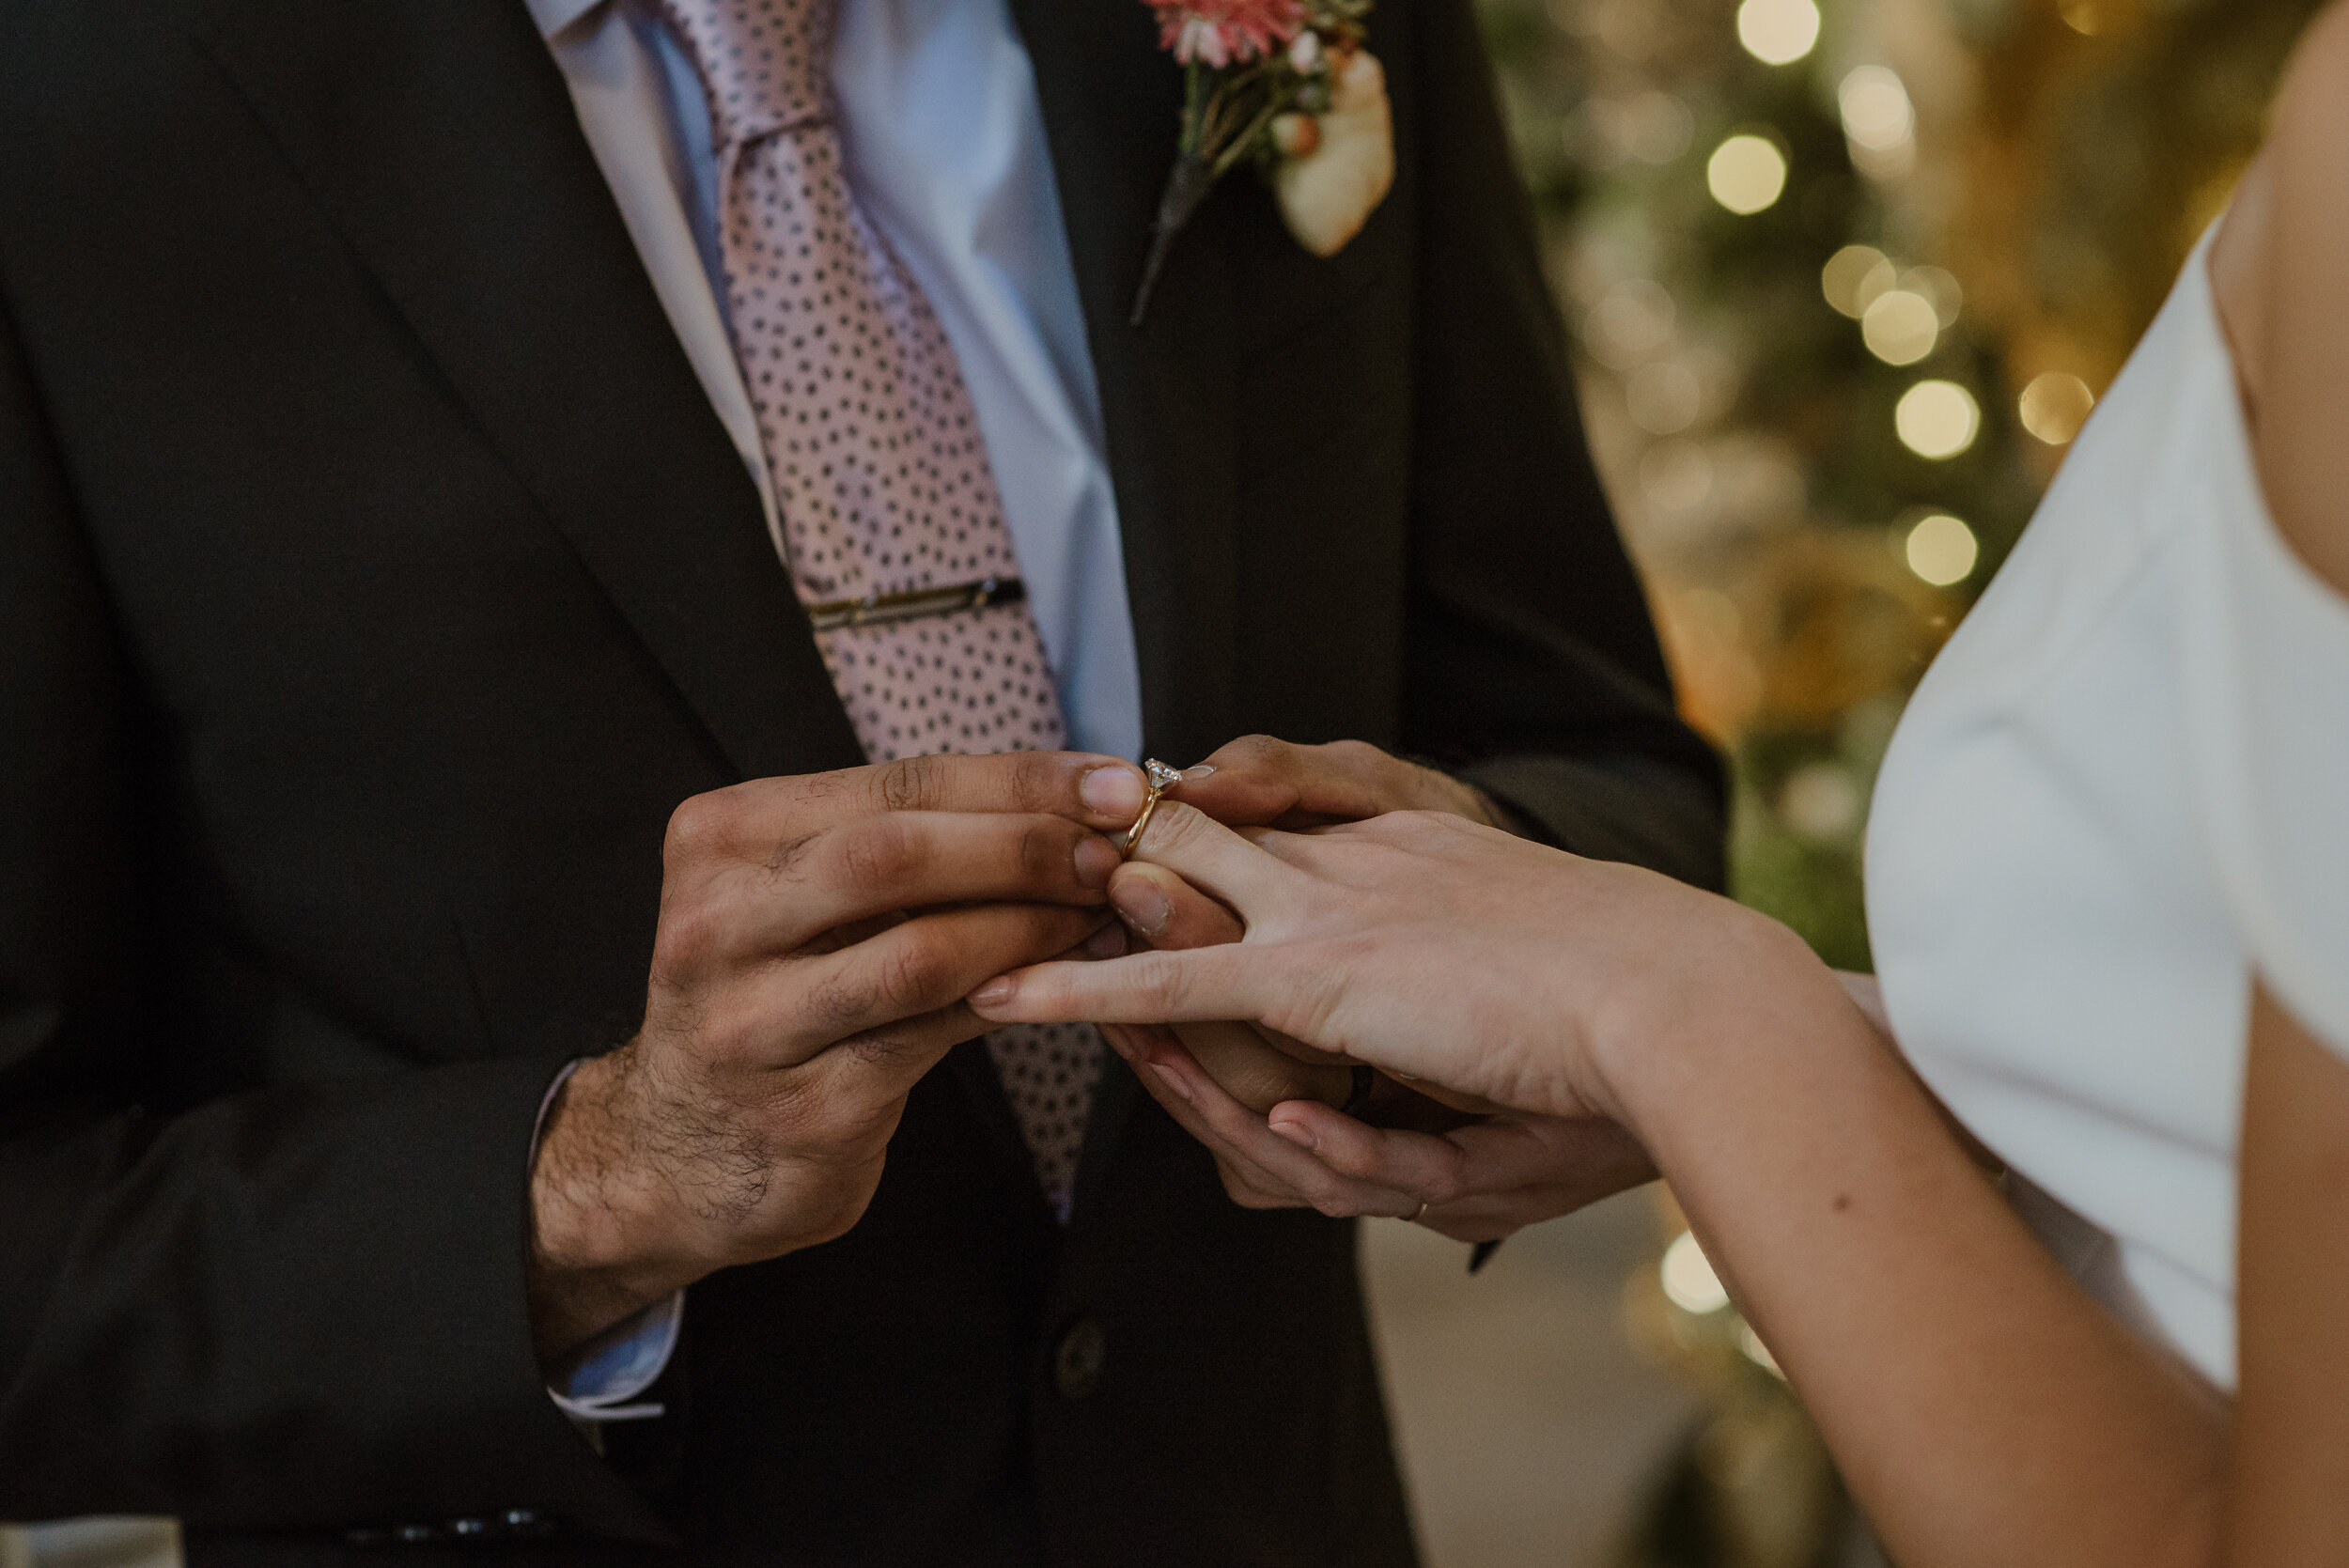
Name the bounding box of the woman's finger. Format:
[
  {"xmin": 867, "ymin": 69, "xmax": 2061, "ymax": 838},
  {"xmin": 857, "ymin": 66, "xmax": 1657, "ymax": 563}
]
[{"xmin": 968, "ymin": 942, "xmax": 1269, "ymax": 1027}]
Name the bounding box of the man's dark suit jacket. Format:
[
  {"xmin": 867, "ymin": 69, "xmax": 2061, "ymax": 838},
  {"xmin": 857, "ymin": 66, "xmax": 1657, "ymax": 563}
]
[{"xmin": 0, "ymin": 0, "xmax": 1723, "ymax": 1561}]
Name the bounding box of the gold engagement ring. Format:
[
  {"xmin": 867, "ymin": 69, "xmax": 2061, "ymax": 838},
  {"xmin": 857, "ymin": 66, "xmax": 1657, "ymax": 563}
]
[{"xmin": 1120, "ymin": 759, "xmax": 1184, "ymax": 857}]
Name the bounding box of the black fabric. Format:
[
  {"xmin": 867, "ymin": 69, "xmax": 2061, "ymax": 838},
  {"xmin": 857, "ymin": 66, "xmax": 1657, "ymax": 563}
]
[{"xmin": 0, "ymin": 0, "xmax": 1723, "ymax": 1561}]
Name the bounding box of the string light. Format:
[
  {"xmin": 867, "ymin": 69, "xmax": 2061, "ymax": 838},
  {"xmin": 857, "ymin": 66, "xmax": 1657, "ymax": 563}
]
[
  {"xmin": 1862, "ymin": 289, "xmax": 1940, "ymax": 365},
  {"xmin": 1736, "ymin": 0, "xmax": 1820, "ymax": 65},
  {"xmin": 1627, "ymin": 361, "xmax": 1703, "ymax": 435},
  {"xmin": 1708, "ymin": 133, "xmax": 1788, "ymax": 214},
  {"xmin": 1737, "ymin": 1321, "xmax": 1784, "ymax": 1376},
  {"xmin": 2019, "ymin": 372, "xmax": 2096, "ymax": 445},
  {"xmin": 1896, "ymin": 380, "xmax": 1980, "ymax": 459},
  {"xmin": 1661, "ymin": 1231, "xmax": 1732, "ymax": 1313},
  {"xmin": 1839, "ymin": 67, "xmax": 1915, "ymax": 150},
  {"xmin": 1840, "ymin": 66, "xmax": 1916, "ymax": 180},
  {"xmin": 1823, "ymin": 245, "xmax": 1897, "ymax": 318},
  {"xmin": 1905, "ymin": 513, "xmax": 1979, "ymax": 584}
]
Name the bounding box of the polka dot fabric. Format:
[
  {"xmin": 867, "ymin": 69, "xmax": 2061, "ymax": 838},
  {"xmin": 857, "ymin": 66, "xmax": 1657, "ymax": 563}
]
[{"xmin": 661, "ymin": 0, "xmax": 1102, "ymax": 1216}]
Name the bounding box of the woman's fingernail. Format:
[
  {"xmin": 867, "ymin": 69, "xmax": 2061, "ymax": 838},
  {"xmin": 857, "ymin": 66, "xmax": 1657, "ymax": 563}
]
[
  {"xmin": 1150, "ymin": 1063, "xmax": 1195, "ymax": 1105},
  {"xmin": 1081, "ymin": 764, "xmax": 1147, "ymax": 819},
  {"xmin": 1112, "ymin": 879, "xmax": 1172, "ymax": 936},
  {"xmin": 1181, "ymin": 764, "xmax": 1218, "ymax": 781},
  {"xmin": 1269, "ymin": 1116, "xmax": 1320, "ymax": 1153},
  {"xmin": 971, "ymin": 976, "xmax": 1015, "ymax": 1008},
  {"xmin": 1072, "ymin": 833, "xmax": 1120, "ymax": 890},
  {"xmin": 1085, "ymin": 921, "xmax": 1128, "ymax": 959}
]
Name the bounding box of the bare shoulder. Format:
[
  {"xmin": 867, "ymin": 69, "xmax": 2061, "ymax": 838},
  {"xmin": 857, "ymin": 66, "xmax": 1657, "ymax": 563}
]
[
  {"xmin": 2244, "ymin": 0, "xmax": 2349, "ymax": 593},
  {"xmin": 2269, "ymin": 2, "xmax": 2349, "ymax": 192}
]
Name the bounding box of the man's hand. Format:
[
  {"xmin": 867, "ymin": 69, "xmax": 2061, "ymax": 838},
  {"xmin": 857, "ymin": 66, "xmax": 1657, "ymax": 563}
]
[
  {"xmin": 1168, "ymin": 735, "xmax": 1509, "ymax": 833},
  {"xmin": 527, "ymin": 752, "xmax": 1146, "ymax": 1362}
]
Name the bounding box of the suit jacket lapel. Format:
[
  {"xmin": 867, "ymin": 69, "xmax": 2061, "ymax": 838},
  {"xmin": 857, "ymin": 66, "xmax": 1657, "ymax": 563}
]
[
  {"xmin": 196, "ymin": 0, "xmax": 863, "ymax": 784},
  {"xmin": 1005, "ymin": 0, "xmax": 1243, "ymax": 769},
  {"xmin": 203, "ymin": 0, "xmax": 1221, "ymax": 1197}
]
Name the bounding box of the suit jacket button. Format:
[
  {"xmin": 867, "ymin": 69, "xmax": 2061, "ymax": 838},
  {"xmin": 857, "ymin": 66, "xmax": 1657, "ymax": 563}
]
[{"xmin": 1052, "ymin": 1316, "xmax": 1106, "ymax": 1400}]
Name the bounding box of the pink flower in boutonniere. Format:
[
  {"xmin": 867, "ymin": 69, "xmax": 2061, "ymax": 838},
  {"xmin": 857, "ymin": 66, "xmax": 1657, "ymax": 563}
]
[
  {"xmin": 1129, "ymin": 0, "xmax": 1393, "ymax": 323},
  {"xmin": 1149, "ymin": 0, "xmax": 1306, "ymax": 68}
]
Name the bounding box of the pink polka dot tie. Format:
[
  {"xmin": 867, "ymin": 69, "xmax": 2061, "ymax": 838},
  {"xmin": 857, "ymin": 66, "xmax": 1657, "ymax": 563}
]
[{"xmin": 661, "ymin": 0, "xmax": 1102, "ymax": 1216}]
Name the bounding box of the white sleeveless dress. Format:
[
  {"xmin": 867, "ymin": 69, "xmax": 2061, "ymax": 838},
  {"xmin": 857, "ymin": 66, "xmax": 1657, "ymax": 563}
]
[{"xmin": 1863, "ymin": 226, "xmax": 2349, "ymax": 1390}]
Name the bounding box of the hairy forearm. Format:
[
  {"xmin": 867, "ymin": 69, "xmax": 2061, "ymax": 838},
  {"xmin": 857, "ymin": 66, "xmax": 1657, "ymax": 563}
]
[
  {"xmin": 1603, "ymin": 915, "xmax": 2226, "ymax": 1568},
  {"xmin": 528, "ymin": 1047, "xmax": 716, "ymax": 1363}
]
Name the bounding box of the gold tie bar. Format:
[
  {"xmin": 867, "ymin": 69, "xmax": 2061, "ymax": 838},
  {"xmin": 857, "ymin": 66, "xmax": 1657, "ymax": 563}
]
[{"xmin": 802, "ymin": 576, "xmax": 1027, "ymax": 632}]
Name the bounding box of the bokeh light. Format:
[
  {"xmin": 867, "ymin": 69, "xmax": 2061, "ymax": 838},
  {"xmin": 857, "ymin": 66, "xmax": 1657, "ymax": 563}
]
[
  {"xmin": 1583, "ymin": 277, "xmax": 1676, "ymax": 368},
  {"xmin": 1895, "ymin": 380, "xmax": 1981, "ymax": 459},
  {"xmin": 1660, "ymin": 1231, "xmax": 1731, "ymax": 1314},
  {"xmin": 1905, "ymin": 512, "xmax": 1980, "ymax": 584},
  {"xmin": 1838, "ymin": 67, "xmax": 1915, "ymax": 150},
  {"xmin": 1736, "ymin": 0, "xmax": 1821, "ymax": 66},
  {"xmin": 1639, "ymin": 440, "xmax": 1714, "ymax": 512},
  {"xmin": 1822, "ymin": 244, "xmax": 1897, "ymax": 318},
  {"xmin": 1861, "ymin": 289, "xmax": 1940, "ymax": 365},
  {"xmin": 1780, "ymin": 761, "xmax": 1862, "ymax": 840},
  {"xmin": 1627, "ymin": 360, "xmax": 1703, "ymax": 434},
  {"xmin": 2019, "ymin": 371, "xmax": 2097, "ymax": 444},
  {"xmin": 1839, "ymin": 66, "xmax": 1916, "ymax": 179},
  {"xmin": 1903, "ymin": 265, "xmax": 1964, "ymax": 329},
  {"xmin": 1708, "ymin": 133, "xmax": 1789, "ymax": 214},
  {"xmin": 1736, "ymin": 1321, "xmax": 1785, "ymax": 1376}
]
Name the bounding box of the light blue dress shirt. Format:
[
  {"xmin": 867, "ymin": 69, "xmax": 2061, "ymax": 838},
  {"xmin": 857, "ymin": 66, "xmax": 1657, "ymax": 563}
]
[
  {"xmin": 521, "ymin": 0, "xmax": 1145, "ymax": 1420},
  {"xmin": 526, "ymin": 0, "xmax": 1143, "ymax": 761}
]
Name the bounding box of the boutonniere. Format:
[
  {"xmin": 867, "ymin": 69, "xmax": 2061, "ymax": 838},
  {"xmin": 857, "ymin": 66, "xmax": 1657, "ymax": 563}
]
[{"xmin": 1130, "ymin": 0, "xmax": 1394, "ymax": 323}]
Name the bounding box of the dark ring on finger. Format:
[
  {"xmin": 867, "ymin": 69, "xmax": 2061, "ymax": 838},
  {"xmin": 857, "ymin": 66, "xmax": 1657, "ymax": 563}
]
[{"xmin": 1340, "ymin": 1064, "xmax": 1378, "ymax": 1117}]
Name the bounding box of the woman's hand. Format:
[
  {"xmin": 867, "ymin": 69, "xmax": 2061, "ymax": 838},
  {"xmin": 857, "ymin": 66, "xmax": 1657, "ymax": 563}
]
[
  {"xmin": 972, "ymin": 801, "xmax": 1781, "ymax": 1130},
  {"xmin": 1098, "ymin": 733, "xmax": 1517, "ymax": 1131},
  {"xmin": 1107, "ymin": 1019, "xmax": 1656, "ymax": 1236}
]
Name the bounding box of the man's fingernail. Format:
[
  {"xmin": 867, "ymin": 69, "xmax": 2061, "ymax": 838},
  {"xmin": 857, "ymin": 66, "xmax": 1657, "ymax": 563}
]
[
  {"xmin": 1085, "ymin": 921, "xmax": 1128, "ymax": 959},
  {"xmin": 1269, "ymin": 1117, "xmax": 1320, "ymax": 1153},
  {"xmin": 1081, "ymin": 764, "xmax": 1147, "ymax": 819},
  {"xmin": 1150, "ymin": 1062, "xmax": 1195, "ymax": 1106},
  {"xmin": 1181, "ymin": 764, "xmax": 1217, "ymax": 781},
  {"xmin": 1073, "ymin": 834, "xmax": 1120, "ymax": 890},
  {"xmin": 971, "ymin": 976, "xmax": 1015, "ymax": 1008},
  {"xmin": 1112, "ymin": 879, "xmax": 1171, "ymax": 936}
]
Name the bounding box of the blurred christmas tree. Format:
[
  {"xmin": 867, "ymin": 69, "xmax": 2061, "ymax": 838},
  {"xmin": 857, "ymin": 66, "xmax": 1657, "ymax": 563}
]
[
  {"xmin": 1476, "ymin": 0, "xmax": 2323, "ymax": 977},
  {"xmin": 1468, "ymin": 0, "xmax": 2327, "ymax": 1561}
]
